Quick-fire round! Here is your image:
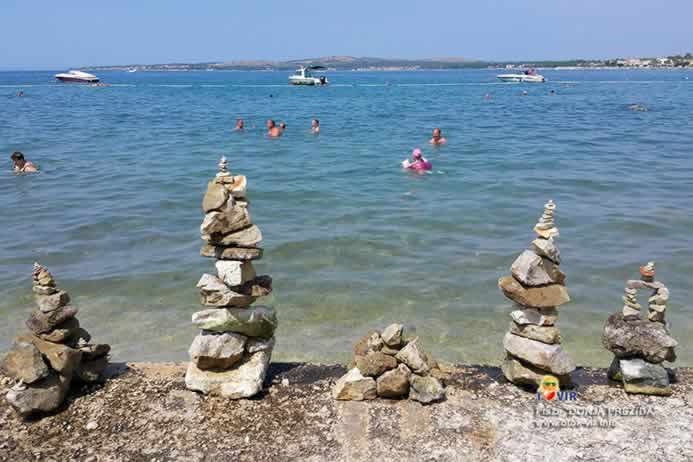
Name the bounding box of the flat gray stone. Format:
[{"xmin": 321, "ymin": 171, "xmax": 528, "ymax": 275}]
[
  {"xmin": 200, "ymin": 203, "xmax": 252, "ymax": 236},
  {"xmin": 200, "ymin": 244, "xmax": 263, "ymax": 261},
  {"xmin": 26, "ymin": 306, "xmax": 79, "ymax": 335},
  {"xmin": 185, "ymin": 349, "xmax": 271, "ymax": 399},
  {"xmin": 503, "ymin": 332, "xmax": 575, "ymax": 376},
  {"xmin": 499, "ymin": 276, "xmax": 570, "ymax": 308},
  {"xmin": 620, "ymin": 358, "xmax": 671, "ymax": 396},
  {"xmin": 510, "ymin": 308, "xmax": 558, "ymax": 327},
  {"xmin": 192, "ymin": 306, "xmax": 277, "ymax": 338},
  {"xmin": 189, "ymin": 331, "xmax": 247, "ymax": 370},
  {"xmin": 202, "ymin": 225, "xmax": 262, "ymax": 247},
  {"xmin": 502, "ymin": 355, "xmax": 571, "ymax": 387},
  {"xmin": 215, "ymin": 260, "xmax": 256, "ymax": 287},
  {"xmin": 510, "ymin": 321, "xmax": 561, "ymax": 344}
]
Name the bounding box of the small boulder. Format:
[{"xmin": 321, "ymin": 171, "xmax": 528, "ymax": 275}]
[
  {"xmin": 188, "ymin": 332, "xmax": 247, "ymax": 370},
  {"xmin": 185, "ymin": 349, "xmax": 271, "ymax": 399},
  {"xmin": 510, "ymin": 321, "xmax": 561, "ymax": 344},
  {"xmin": 620, "ymin": 358, "xmax": 671, "ymax": 396},
  {"xmin": 395, "ymin": 338, "xmax": 430, "ymax": 375},
  {"xmin": 196, "ymin": 274, "xmax": 257, "ymax": 307},
  {"xmin": 40, "ymin": 317, "xmax": 81, "ymax": 343},
  {"xmin": 5, "ymin": 372, "xmax": 71, "ymax": 417},
  {"xmin": 202, "ymin": 225, "xmax": 262, "ymax": 247},
  {"xmin": 215, "ymin": 260, "xmax": 256, "ymax": 287},
  {"xmin": 202, "ymin": 181, "xmax": 229, "ymax": 212},
  {"xmin": 510, "ymin": 308, "xmax": 558, "ymax": 327},
  {"xmin": 381, "ymin": 323, "xmax": 404, "ymax": 348},
  {"xmin": 192, "ymin": 306, "xmax": 277, "ymax": 338},
  {"xmin": 502, "ymin": 355, "xmax": 571, "ymax": 387},
  {"xmin": 333, "ymin": 367, "xmax": 377, "ymax": 401},
  {"xmin": 498, "ymin": 276, "xmax": 570, "ymax": 308},
  {"xmin": 602, "ymin": 313, "xmax": 677, "ymax": 364},
  {"xmin": 200, "ymin": 244, "xmax": 263, "ymax": 261},
  {"xmin": 511, "ymin": 250, "xmax": 554, "ymax": 286},
  {"xmin": 503, "ymin": 333, "xmax": 575, "ymax": 376},
  {"xmin": 75, "ymin": 356, "xmax": 109, "ymax": 383},
  {"xmin": 409, "ymin": 375, "xmax": 445, "ymax": 404},
  {"xmin": 34, "ymin": 290, "xmax": 71, "ymax": 313},
  {"xmin": 531, "ymin": 238, "xmax": 560, "ymax": 264},
  {"xmin": 26, "ymin": 306, "xmax": 79, "ymax": 335},
  {"xmin": 355, "ymin": 352, "xmax": 397, "ymax": 377},
  {"xmin": 26, "ymin": 335, "xmax": 83, "ymax": 377},
  {"xmin": 1, "ymin": 339, "xmax": 50, "ymax": 384},
  {"xmin": 376, "ymin": 364, "xmax": 411, "ymax": 398}
]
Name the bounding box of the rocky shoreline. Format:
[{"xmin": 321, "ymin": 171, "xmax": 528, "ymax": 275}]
[{"xmin": 1, "ymin": 362, "xmax": 691, "ymax": 461}]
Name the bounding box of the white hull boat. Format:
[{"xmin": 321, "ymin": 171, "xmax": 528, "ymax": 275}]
[
  {"xmin": 289, "ymin": 66, "xmax": 328, "ymax": 86},
  {"xmin": 496, "ymin": 73, "xmax": 546, "ymax": 83},
  {"xmin": 55, "ymin": 70, "xmax": 100, "ymax": 83}
]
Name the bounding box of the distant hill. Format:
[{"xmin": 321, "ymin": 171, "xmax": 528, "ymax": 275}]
[{"xmin": 85, "ymin": 56, "xmax": 490, "ymax": 71}]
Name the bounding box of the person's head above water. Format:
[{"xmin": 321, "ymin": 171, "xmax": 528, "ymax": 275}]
[
  {"xmin": 266, "ymin": 119, "xmax": 275, "ymax": 129},
  {"xmin": 279, "ymin": 122, "xmax": 286, "ymax": 130},
  {"xmin": 311, "ymin": 119, "xmax": 320, "ymax": 133},
  {"xmin": 235, "ymin": 118, "xmax": 244, "ymax": 129},
  {"xmin": 430, "ymin": 128, "xmax": 447, "ymax": 145},
  {"xmin": 11, "ymin": 151, "xmax": 37, "ymax": 173},
  {"xmin": 412, "ymin": 148, "xmax": 423, "ymax": 160}
]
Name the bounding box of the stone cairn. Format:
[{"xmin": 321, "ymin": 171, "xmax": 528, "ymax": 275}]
[
  {"xmin": 1, "ymin": 263, "xmax": 111, "ymax": 416},
  {"xmin": 603, "ymin": 262, "xmax": 677, "ymax": 396},
  {"xmin": 498, "ymin": 200, "xmax": 576, "ymax": 386},
  {"xmin": 333, "ymin": 323, "xmax": 446, "ymax": 404},
  {"xmin": 185, "ymin": 157, "xmax": 277, "ymax": 399}
]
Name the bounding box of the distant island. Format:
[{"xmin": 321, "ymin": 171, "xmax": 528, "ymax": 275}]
[{"xmin": 84, "ymin": 54, "xmax": 693, "ymax": 72}]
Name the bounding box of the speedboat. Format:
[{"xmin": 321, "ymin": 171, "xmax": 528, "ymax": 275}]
[
  {"xmin": 54, "ymin": 70, "xmax": 100, "ymax": 83},
  {"xmin": 496, "ymin": 70, "xmax": 546, "ymax": 83},
  {"xmin": 128, "ymin": 68, "xmax": 137, "ymax": 73},
  {"xmin": 288, "ymin": 66, "xmax": 328, "ymax": 86}
]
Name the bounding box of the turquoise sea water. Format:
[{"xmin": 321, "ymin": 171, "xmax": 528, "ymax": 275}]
[{"xmin": 1, "ymin": 69, "xmax": 692, "ymax": 366}]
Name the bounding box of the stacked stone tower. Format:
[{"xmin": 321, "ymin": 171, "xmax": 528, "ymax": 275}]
[
  {"xmin": 603, "ymin": 262, "xmax": 677, "ymax": 395},
  {"xmin": 185, "ymin": 157, "xmax": 277, "ymax": 399},
  {"xmin": 498, "ymin": 200, "xmax": 576, "ymax": 386},
  {"xmin": 1, "ymin": 263, "xmax": 111, "ymax": 416}
]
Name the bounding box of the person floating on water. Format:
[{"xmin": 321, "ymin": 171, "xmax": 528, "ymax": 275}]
[
  {"xmin": 401, "ymin": 148, "xmax": 432, "ymax": 172},
  {"xmin": 266, "ymin": 119, "xmax": 282, "ymax": 137},
  {"xmin": 11, "ymin": 152, "xmax": 38, "ymax": 173},
  {"xmin": 429, "ymin": 128, "xmax": 447, "ymax": 145},
  {"xmin": 233, "ymin": 118, "xmax": 245, "ymax": 131},
  {"xmin": 311, "ymin": 119, "xmax": 320, "ymax": 134}
]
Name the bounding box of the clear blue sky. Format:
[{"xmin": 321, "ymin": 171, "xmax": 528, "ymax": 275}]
[{"xmin": 1, "ymin": 0, "xmax": 691, "ymax": 69}]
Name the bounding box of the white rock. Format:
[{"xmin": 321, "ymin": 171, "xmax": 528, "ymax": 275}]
[
  {"xmin": 381, "ymin": 323, "xmax": 404, "ymax": 347},
  {"xmin": 188, "ymin": 332, "xmax": 247, "ymax": 370},
  {"xmin": 395, "ymin": 337, "xmax": 430, "ymax": 375},
  {"xmin": 185, "ymin": 349, "xmax": 272, "ymax": 399},
  {"xmin": 215, "ymin": 261, "xmax": 256, "ymax": 287}
]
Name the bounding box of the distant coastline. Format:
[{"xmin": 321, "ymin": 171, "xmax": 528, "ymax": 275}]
[{"xmin": 81, "ymin": 54, "xmax": 693, "ymax": 72}]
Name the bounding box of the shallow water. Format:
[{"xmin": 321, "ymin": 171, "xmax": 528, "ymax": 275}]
[{"xmin": 1, "ymin": 69, "xmax": 692, "ymax": 366}]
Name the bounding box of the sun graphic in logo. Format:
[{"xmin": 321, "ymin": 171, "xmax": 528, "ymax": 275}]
[{"xmin": 538, "ymin": 375, "xmax": 560, "ymax": 401}]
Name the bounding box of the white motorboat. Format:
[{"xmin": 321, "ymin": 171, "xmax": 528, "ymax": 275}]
[
  {"xmin": 496, "ymin": 70, "xmax": 546, "ymax": 83},
  {"xmin": 128, "ymin": 68, "xmax": 137, "ymax": 73},
  {"xmin": 288, "ymin": 66, "xmax": 328, "ymax": 86},
  {"xmin": 54, "ymin": 70, "xmax": 100, "ymax": 83}
]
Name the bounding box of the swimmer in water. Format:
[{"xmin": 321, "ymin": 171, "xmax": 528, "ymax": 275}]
[
  {"xmin": 17, "ymin": 91, "xmax": 24, "ymax": 97},
  {"xmin": 429, "ymin": 128, "xmax": 447, "ymax": 145},
  {"xmin": 11, "ymin": 151, "xmax": 38, "ymax": 173},
  {"xmin": 522, "ymin": 90, "xmax": 528, "ymax": 96},
  {"xmin": 311, "ymin": 119, "xmax": 320, "ymax": 134},
  {"xmin": 279, "ymin": 122, "xmax": 287, "ymax": 131},
  {"xmin": 266, "ymin": 119, "xmax": 282, "ymax": 137},
  {"xmin": 402, "ymin": 148, "xmax": 432, "ymax": 171},
  {"xmin": 233, "ymin": 118, "xmax": 245, "ymax": 131}
]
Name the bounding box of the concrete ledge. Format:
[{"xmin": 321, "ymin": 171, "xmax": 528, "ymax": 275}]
[{"xmin": 1, "ymin": 363, "xmax": 692, "ymax": 461}]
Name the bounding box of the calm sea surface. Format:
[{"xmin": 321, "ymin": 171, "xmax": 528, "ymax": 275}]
[{"xmin": 1, "ymin": 69, "xmax": 692, "ymax": 366}]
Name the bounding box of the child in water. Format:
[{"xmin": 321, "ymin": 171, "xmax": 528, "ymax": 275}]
[
  {"xmin": 401, "ymin": 148, "xmax": 432, "ymax": 171},
  {"xmin": 11, "ymin": 152, "xmax": 38, "ymax": 173}
]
